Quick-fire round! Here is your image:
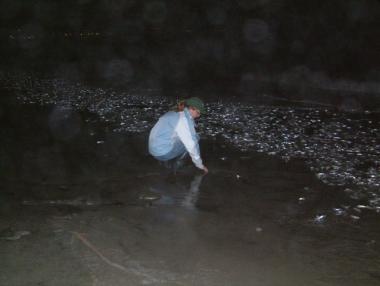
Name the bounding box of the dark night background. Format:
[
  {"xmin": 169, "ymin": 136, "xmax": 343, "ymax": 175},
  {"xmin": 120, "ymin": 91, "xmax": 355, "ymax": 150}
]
[{"xmin": 1, "ymin": 0, "xmax": 380, "ymax": 106}]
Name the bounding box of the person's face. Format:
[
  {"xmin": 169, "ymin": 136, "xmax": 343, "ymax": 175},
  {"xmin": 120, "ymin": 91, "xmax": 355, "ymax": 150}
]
[{"xmin": 189, "ymin": 107, "xmax": 201, "ymax": 119}]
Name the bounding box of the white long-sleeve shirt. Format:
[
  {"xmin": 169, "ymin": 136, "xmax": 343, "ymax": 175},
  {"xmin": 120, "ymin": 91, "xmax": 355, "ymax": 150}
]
[{"xmin": 174, "ymin": 111, "xmax": 204, "ymax": 169}]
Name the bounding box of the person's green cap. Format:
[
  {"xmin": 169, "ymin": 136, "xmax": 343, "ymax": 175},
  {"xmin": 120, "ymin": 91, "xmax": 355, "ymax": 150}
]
[{"xmin": 185, "ymin": 97, "xmax": 205, "ymax": 114}]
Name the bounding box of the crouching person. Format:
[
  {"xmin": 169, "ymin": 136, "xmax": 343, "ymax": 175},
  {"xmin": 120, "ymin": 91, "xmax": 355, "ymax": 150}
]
[{"xmin": 149, "ymin": 97, "xmax": 208, "ymax": 174}]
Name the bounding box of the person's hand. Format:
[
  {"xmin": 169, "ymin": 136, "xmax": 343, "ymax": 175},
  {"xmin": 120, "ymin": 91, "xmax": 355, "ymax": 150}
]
[{"xmin": 202, "ymin": 166, "xmax": 209, "ymax": 174}]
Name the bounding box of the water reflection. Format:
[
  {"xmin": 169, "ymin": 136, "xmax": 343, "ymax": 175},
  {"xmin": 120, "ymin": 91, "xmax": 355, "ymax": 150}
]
[
  {"xmin": 148, "ymin": 174, "xmax": 205, "ymax": 210},
  {"xmin": 181, "ymin": 174, "xmax": 204, "ymax": 209}
]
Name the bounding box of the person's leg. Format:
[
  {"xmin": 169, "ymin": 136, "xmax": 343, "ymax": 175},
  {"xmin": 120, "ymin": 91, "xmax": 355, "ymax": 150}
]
[
  {"xmin": 171, "ymin": 151, "xmax": 188, "ymax": 173},
  {"xmin": 155, "ymin": 140, "xmax": 187, "ymax": 173}
]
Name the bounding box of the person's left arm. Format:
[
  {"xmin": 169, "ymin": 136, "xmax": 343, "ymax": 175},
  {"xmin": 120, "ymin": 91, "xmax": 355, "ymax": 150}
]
[{"xmin": 175, "ymin": 114, "xmax": 204, "ymax": 170}]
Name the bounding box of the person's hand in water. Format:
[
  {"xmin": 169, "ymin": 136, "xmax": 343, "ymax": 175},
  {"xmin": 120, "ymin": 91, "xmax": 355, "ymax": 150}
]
[{"xmin": 202, "ymin": 166, "xmax": 209, "ymax": 174}]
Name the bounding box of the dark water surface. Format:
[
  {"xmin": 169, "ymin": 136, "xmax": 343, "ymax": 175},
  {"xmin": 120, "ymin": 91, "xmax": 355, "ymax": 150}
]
[
  {"xmin": 0, "ymin": 93, "xmax": 379, "ymax": 285},
  {"xmin": 2, "ymin": 73, "xmax": 380, "ymax": 211}
]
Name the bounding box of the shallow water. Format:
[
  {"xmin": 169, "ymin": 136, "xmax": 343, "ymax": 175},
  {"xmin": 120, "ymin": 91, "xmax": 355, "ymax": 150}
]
[
  {"xmin": 0, "ymin": 98, "xmax": 379, "ymax": 285},
  {"xmin": 1, "ymin": 72, "xmax": 380, "ymax": 212}
]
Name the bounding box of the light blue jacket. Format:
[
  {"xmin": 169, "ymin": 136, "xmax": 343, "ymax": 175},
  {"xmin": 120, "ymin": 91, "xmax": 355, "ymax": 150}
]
[{"xmin": 149, "ymin": 108, "xmax": 203, "ymax": 168}]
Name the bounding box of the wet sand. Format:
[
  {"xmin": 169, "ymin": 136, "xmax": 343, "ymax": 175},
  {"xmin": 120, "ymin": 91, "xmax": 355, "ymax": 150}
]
[{"xmin": 0, "ymin": 102, "xmax": 380, "ymax": 285}]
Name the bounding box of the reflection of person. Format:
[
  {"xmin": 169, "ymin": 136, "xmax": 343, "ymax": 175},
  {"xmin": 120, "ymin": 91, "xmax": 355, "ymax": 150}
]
[
  {"xmin": 149, "ymin": 97, "xmax": 208, "ymax": 174},
  {"xmin": 182, "ymin": 174, "xmax": 204, "ymax": 209}
]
